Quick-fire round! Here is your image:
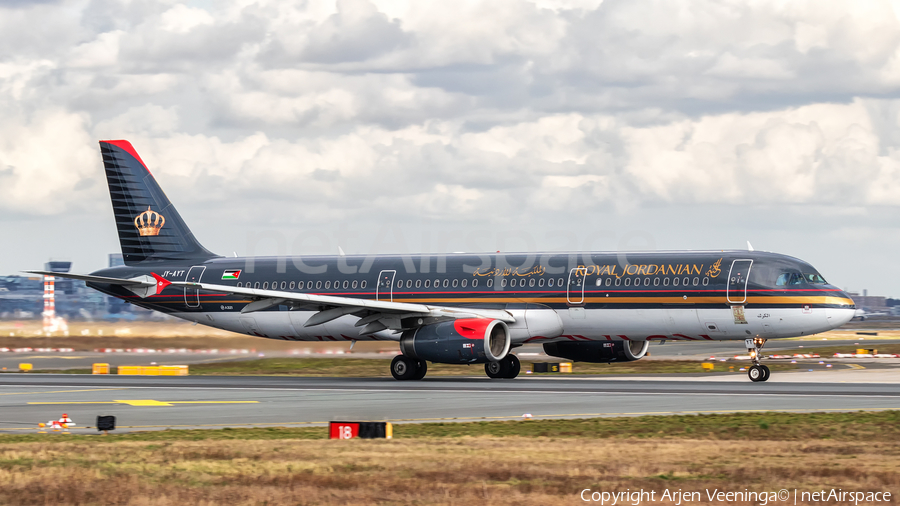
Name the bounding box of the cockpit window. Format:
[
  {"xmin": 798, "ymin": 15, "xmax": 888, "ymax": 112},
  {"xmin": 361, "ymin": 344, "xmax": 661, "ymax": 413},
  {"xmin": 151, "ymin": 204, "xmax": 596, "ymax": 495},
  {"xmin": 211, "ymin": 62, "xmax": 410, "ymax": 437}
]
[
  {"xmin": 775, "ymin": 271, "xmax": 828, "ymax": 286},
  {"xmin": 775, "ymin": 272, "xmax": 805, "ymax": 286},
  {"xmin": 803, "ymin": 273, "xmax": 827, "ymax": 285}
]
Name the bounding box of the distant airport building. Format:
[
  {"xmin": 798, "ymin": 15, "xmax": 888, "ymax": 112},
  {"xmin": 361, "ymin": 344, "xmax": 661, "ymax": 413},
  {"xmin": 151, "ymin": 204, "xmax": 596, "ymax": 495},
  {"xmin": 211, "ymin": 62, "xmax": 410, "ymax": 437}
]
[{"xmin": 847, "ymin": 292, "xmax": 890, "ymax": 312}]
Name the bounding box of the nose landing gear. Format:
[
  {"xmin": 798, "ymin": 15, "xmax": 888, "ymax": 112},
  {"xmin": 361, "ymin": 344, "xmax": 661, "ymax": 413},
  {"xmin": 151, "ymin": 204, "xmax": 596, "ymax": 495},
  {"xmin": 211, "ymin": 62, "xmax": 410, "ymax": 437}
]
[{"xmin": 746, "ymin": 337, "xmax": 770, "ymax": 382}]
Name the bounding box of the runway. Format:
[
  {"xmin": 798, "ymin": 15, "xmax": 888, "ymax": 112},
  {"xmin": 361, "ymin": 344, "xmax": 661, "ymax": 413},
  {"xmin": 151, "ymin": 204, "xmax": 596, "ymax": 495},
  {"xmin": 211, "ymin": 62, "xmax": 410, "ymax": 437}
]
[{"xmin": 2, "ymin": 371, "xmax": 899, "ymax": 433}]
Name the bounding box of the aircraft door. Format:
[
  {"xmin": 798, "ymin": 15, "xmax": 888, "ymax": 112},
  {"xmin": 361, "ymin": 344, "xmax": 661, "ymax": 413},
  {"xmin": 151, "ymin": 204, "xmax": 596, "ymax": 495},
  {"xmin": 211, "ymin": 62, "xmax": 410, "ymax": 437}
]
[
  {"xmin": 567, "ymin": 267, "xmax": 587, "ymax": 305},
  {"xmin": 726, "ymin": 260, "xmax": 753, "ymax": 304},
  {"xmin": 376, "ymin": 270, "xmax": 396, "ymax": 301},
  {"xmin": 184, "ymin": 266, "xmax": 206, "ymax": 308}
]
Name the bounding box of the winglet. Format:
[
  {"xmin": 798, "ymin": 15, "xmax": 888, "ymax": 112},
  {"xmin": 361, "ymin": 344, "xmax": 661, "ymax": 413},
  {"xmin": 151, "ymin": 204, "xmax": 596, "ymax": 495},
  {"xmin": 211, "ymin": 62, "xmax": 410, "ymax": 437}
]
[{"xmin": 150, "ymin": 273, "xmax": 171, "ymax": 292}]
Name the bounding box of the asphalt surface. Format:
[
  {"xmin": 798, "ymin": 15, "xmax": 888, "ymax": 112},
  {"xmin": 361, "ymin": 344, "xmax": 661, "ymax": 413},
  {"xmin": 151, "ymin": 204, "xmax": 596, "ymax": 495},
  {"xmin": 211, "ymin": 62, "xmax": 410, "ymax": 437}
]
[{"xmin": 1, "ymin": 371, "xmax": 899, "ymax": 434}]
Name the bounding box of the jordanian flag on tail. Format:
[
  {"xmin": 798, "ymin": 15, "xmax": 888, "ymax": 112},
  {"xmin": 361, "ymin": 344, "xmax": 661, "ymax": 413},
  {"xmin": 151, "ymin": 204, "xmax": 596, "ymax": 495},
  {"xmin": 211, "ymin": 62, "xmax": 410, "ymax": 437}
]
[{"xmin": 222, "ymin": 270, "xmax": 241, "ymax": 280}]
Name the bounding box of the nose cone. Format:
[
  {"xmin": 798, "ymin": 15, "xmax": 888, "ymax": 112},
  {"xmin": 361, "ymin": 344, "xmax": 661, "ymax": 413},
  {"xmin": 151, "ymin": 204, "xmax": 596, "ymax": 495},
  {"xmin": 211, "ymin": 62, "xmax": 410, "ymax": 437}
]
[{"xmin": 826, "ymin": 291, "xmax": 856, "ymax": 329}]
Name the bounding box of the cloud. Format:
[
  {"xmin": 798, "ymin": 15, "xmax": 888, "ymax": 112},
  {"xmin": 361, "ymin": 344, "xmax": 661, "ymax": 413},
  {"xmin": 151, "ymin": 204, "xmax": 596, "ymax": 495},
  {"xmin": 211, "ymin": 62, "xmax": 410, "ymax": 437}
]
[{"xmin": 2, "ymin": 0, "xmax": 900, "ymax": 293}]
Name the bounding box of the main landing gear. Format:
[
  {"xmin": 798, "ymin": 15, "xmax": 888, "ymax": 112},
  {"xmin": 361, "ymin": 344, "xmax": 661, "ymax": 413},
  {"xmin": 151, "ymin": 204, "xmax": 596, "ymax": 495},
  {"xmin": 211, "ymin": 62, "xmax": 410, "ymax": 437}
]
[
  {"xmin": 485, "ymin": 354, "xmax": 520, "ymax": 379},
  {"xmin": 391, "ymin": 355, "xmax": 428, "ymax": 380},
  {"xmin": 390, "ymin": 354, "xmax": 522, "ymax": 380},
  {"xmin": 746, "ymin": 337, "xmax": 770, "ymax": 382}
]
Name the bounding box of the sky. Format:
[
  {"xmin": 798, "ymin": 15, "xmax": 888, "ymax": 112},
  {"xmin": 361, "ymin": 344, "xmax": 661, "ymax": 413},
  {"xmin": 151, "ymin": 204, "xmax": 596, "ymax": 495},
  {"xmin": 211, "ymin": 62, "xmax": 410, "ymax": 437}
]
[{"xmin": 2, "ymin": 0, "xmax": 900, "ymax": 295}]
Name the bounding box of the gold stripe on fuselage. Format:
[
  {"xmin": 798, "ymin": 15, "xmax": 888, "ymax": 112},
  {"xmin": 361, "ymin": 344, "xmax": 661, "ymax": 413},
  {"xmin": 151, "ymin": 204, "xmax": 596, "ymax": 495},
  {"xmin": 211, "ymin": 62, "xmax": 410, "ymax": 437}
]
[{"xmin": 154, "ymin": 295, "xmax": 854, "ymax": 307}]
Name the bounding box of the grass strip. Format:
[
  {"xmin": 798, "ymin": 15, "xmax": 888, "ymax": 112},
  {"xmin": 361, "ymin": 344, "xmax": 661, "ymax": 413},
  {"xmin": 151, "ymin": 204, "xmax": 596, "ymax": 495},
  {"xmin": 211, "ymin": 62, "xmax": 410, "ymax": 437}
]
[
  {"xmin": 770, "ymin": 343, "xmax": 900, "ymax": 356},
  {"xmin": 21, "ymin": 357, "xmax": 796, "ymax": 376},
  {"xmin": 1, "ymin": 410, "xmax": 897, "ymax": 444}
]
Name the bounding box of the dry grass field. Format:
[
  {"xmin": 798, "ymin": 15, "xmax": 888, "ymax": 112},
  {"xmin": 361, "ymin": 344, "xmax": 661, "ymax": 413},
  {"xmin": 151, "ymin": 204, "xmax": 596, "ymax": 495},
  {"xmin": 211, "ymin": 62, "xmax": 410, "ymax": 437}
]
[
  {"xmin": 2, "ymin": 437, "xmax": 899, "ymax": 505},
  {"xmin": 1, "ymin": 412, "xmax": 899, "ymax": 505}
]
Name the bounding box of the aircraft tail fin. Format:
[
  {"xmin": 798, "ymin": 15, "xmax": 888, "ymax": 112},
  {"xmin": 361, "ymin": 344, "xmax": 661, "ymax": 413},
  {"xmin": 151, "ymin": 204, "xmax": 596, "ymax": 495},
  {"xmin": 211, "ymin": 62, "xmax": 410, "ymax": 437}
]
[{"xmin": 99, "ymin": 140, "xmax": 218, "ymax": 265}]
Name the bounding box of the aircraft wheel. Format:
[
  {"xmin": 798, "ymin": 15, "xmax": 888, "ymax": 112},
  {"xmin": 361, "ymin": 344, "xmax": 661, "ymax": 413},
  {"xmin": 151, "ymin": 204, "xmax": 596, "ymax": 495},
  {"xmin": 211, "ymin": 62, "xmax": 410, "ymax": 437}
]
[
  {"xmin": 506, "ymin": 355, "xmax": 521, "ymax": 379},
  {"xmin": 412, "ymin": 360, "xmax": 428, "ymax": 380},
  {"xmin": 391, "ymin": 355, "xmax": 417, "ymax": 381},
  {"xmin": 748, "ymin": 365, "xmax": 764, "ymax": 382},
  {"xmin": 760, "ymin": 364, "xmax": 770, "ymax": 382},
  {"xmin": 485, "ymin": 359, "xmax": 510, "ymax": 379}
]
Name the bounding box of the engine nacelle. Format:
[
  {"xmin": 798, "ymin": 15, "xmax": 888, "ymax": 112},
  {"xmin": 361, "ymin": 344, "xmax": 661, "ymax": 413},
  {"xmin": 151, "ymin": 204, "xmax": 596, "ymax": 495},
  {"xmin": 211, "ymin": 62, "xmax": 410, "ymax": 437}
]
[
  {"xmin": 543, "ymin": 340, "xmax": 649, "ymax": 363},
  {"xmin": 400, "ymin": 319, "xmax": 511, "ymax": 364}
]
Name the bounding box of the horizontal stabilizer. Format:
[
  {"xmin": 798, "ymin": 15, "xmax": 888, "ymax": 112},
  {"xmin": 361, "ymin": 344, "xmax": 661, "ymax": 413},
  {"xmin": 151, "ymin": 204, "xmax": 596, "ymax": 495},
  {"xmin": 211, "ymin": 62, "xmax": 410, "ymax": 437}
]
[{"xmin": 23, "ymin": 270, "xmax": 154, "ymax": 287}]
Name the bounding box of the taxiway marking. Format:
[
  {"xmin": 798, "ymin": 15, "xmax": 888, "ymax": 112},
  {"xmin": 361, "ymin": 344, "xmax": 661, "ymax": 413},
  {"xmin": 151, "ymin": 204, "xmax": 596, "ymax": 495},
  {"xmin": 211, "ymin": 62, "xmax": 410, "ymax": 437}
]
[
  {"xmin": 27, "ymin": 399, "xmax": 260, "ymax": 407},
  {"xmin": 0, "ymin": 388, "xmax": 126, "ymax": 396}
]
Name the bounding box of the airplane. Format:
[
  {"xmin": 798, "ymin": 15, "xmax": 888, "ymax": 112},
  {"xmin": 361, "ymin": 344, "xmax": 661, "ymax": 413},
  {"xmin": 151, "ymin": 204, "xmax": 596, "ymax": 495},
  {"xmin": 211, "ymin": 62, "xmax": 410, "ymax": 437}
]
[{"xmin": 27, "ymin": 140, "xmax": 857, "ymax": 382}]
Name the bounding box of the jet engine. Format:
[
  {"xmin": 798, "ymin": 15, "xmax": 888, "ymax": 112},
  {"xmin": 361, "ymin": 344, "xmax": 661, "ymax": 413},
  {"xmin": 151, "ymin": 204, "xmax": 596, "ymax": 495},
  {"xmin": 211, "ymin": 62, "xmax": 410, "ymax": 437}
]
[
  {"xmin": 543, "ymin": 340, "xmax": 649, "ymax": 363},
  {"xmin": 400, "ymin": 319, "xmax": 511, "ymax": 364}
]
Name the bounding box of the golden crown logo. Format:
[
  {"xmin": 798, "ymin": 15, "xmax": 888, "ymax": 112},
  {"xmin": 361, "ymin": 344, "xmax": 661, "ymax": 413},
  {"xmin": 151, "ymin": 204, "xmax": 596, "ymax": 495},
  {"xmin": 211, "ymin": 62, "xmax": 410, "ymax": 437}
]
[{"xmin": 134, "ymin": 206, "xmax": 165, "ymax": 236}]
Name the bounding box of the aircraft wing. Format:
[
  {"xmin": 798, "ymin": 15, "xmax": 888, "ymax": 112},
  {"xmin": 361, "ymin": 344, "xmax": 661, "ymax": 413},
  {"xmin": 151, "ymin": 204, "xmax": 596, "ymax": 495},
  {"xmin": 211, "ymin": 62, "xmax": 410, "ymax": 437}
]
[{"xmin": 170, "ymin": 280, "xmax": 515, "ymax": 335}]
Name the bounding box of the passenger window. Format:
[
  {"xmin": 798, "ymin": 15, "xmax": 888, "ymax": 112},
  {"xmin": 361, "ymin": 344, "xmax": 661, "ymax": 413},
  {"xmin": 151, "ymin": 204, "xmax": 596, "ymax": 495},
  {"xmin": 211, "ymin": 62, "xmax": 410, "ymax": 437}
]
[
  {"xmin": 443, "ymin": 279, "xmax": 449, "ymax": 288},
  {"xmin": 529, "ymin": 278, "xmax": 535, "ymax": 287},
  {"xmin": 673, "ymin": 278, "xmax": 679, "ymax": 286},
  {"xmin": 361, "ymin": 280, "xmax": 367, "ymax": 289},
  {"xmin": 702, "ymin": 277, "xmax": 709, "ymax": 286},
  {"xmin": 596, "ymin": 278, "xmax": 602, "ymax": 286},
  {"xmin": 272, "ymin": 280, "xmax": 277, "ymax": 288},
  {"xmin": 558, "ymin": 278, "xmax": 564, "ymax": 287},
  {"xmin": 683, "ymin": 277, "xmax": 689, "ymax": 286},
  {"xmin": 510, "ymin": 279, "xmax": 516, "ymax": 287},
  {"xmin": 281, "ymin": 281, "xmax": 286, "ymax": 290},
  {"xmin": 343, "ymin": 280, "xmax": 349, "ymax": 289},
  {"xmin": 548, "ymin": 278, "xmax": 554, "ymax": 287},
  {"xmin": 325, "ymin": 281, "xmax": 331, "ymax": 289},
  {"xmin": 472, "ymin": 279, "xmax": 478, "ymax": 287},
  {"xmin": 263, "ymin": 282, "xmax": 269, "ymax": 289},
  {"xmin": 653, "ymin": 278, "xmax": 659, "ymax": 286},
  {"xmin": 352, "ymin": 280, "xmax": 358, "ymax": 289},
  {"xmin": 461, "ymin": 279, "xmax": 467, "ymax": 287},
  {"xmin": 289, "ymin": 281, "xmax": 295, "ymax": 290},
  {"xmin": 254, "ymin": 282, "xmax": 260, "ymax": 289},
  {"xmin": 625, "ymin": 278, "xmax": 631, "ymax": 286},
  {"xmin": 308, "ymin": 281, "xmax": 313, "ymax": 289},
  {"xmin": 452, "ymin": 279, "xmax": 458, "ymax": 288},
  {"xmin": 663, "ymin": 278, "xmax": 669, "ymax": 286},
  {"xmin": 415, "ymin": 279, "xmax": 421, "ymax": 288},
  {"xmin": 644, "ymin": 278, "xmax": 650, "ymax": 286},
  {"xmin": 487, "ymin": 279, "xmax": 493, "ymax": 288},
  {"xmin": 501, "ymin": 279, "xmax": 507, "ymax": 287},
  {"xmin": 692, "ymin": 277, "xmax": 698, "ymax": 286},
  {"xmin": 407, "ymin": 280, "xmax": 412, "ymax": 288},
  {"xmin": 237, "ymin": 282, "xmax": 242, "ymax": 288},
  {"xmin": 605, "ymin": 278, "xmax": 611, "ymax": 287},
  {"xmin": 615, "ymin": 278, "xmax": 621, "ymax": 286},
  {"xmin": 335, "ymin": 280, "xmax": 340, "ymax": 288},
  {"xmin": 539, "ymin": 278, "xmax": 545, "ymax": 287},
  {"xmin": 425, "ymin": 280, "xmax": 431, "ymax": 288}
]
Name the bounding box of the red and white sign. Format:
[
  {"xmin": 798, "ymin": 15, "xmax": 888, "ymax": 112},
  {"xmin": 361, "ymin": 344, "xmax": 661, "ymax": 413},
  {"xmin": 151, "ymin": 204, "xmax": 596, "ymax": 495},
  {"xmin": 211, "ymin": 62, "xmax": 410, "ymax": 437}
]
[{"xmin": 329, "ymin": 422, "xmax": 360, "ymax": 439}]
